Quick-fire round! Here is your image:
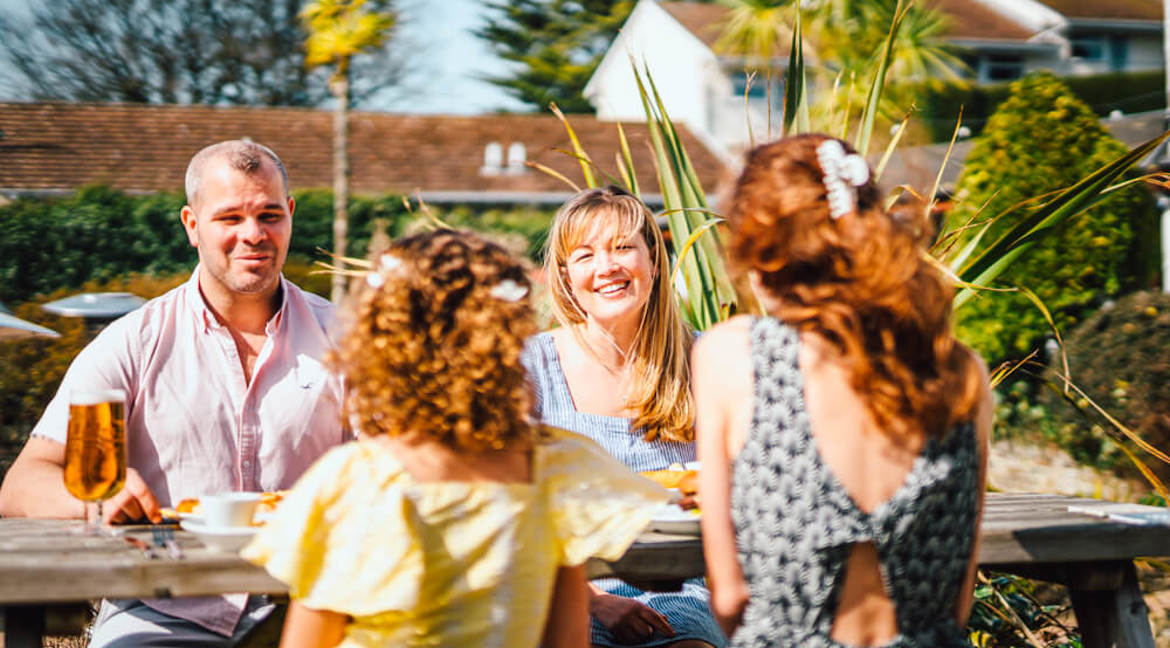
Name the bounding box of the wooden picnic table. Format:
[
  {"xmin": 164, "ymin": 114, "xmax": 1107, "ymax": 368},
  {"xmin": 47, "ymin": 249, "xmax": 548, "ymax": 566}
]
[{"xmin": 0, "ymin": 492, "xmax": 1166, "ymax": 647}]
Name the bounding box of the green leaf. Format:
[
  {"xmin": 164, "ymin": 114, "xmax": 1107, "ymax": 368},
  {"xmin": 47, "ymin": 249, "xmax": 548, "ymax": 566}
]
[
  {"xmin": 549, "ymin": 102, "xmax": 597, "ymax": 188},
  {"xmin": 853, "ymin": 0, "xmax": 907, "ymax": 156},
  {"xmin": 954, "ymin": 129, "xmax": 1170, "ymax": 308},
  {"xmin": 782, "ymin": 5, "xmax": 809, "ymax": 136},
  {"xmin": 615, "ymin": 121, "xmax": 640, "ymax": 196}
]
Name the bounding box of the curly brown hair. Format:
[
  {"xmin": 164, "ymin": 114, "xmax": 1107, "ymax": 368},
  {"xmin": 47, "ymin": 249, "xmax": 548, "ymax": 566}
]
[
  {"xmin": 728, "ymin": 134, "xmax": 982, "ymax": 438},
  {"xmin": 332, "ymin": 229, "xmax": 538, "ymax": 452}
]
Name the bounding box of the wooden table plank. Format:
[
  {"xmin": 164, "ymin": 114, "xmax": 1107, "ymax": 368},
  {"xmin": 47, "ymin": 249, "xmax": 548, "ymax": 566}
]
[{"xmin": 0, "ymin": 493, "xmax": 1168, "ymax": 603}]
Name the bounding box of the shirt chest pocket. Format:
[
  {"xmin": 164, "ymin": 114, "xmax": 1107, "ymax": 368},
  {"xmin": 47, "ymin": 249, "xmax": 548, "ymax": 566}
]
[{"xmin": 294, "ymin": 357, "xmax": 325, "ymax": 391}]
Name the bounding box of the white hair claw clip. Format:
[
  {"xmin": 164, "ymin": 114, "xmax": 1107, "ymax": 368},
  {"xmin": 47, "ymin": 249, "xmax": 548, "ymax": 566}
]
[
  {"xmin": 490, "ymin": 279, "xmax": 529, "ymax": 302},
  {"xmin": 816, "ymin": 139, "xmax": 870, "ymax": 219}
]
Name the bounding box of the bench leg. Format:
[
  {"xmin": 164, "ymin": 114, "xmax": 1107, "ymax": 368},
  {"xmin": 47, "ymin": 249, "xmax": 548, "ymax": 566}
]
[
  {"xmin": 3, "ymin": 604, "xmax": 46, "ymax": 648},
  {"xmin": 1069, "ymin": 562, "xmax": 1153, "ymax": 648}
]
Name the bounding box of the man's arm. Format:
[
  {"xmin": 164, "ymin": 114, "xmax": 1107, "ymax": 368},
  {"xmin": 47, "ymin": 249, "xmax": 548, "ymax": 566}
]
[
  {"xmin": 0, "ymin": 436, "xmax": 81, "ymax": 518},
  {"xmin": 0, "ymin": 315, "xmax": 160, "ymax": 522},
  {"xmin": 0, "ymin": 436, "xmax": 161, "ymax": 522}
]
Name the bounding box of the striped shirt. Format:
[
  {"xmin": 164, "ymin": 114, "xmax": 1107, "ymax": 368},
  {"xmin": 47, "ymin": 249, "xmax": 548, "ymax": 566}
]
[{"xmin": 521, "ymin": 331, "xmax": 726, "ymax": 648}]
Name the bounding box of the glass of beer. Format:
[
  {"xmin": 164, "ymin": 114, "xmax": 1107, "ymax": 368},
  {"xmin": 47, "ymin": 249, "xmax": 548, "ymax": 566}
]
[{"xmin": 63, "ymin": 389, "xmax": 127, "ymax": 534}]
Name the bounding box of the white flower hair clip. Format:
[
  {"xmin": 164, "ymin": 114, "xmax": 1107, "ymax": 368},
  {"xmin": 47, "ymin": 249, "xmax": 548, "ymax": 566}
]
[
  {"xmin": 379, "ymin": 254, "xmax": 402, "ymax": 272},
  {"xmin": 365, "ymin": 253, "xmax": 404, "ymax": 289},
  {"xmin": 490, "ymin": 278, "xmax": 529, "ymax": 302},
  {"xmin": 815, "ymin": 139, "xmax": 870, "ymax": 219}
]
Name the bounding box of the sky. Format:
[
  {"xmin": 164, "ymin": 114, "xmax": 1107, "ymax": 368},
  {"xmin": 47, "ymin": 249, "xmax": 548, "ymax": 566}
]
[
  {"xmin": 0, "ymin": 0, "xmax": 527, "ymax": 115},
  {"xmin": 384, "ymin": 0, "xmax": 526, "ymax": 114}
]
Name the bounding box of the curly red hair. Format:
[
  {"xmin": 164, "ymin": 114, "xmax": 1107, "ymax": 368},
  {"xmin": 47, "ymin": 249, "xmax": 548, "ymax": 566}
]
[
  {"xmin": 332, "ymin": 229, "xmax": 537, "ymax": 452},
  {"xmin": 728, "ymin": 134, "xmax": 982, "ymax": 438}
]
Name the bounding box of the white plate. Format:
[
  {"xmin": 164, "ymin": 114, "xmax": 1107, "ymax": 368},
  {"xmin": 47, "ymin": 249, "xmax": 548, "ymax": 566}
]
[
  {"xmin": 648, "ymin": 503, "xmax": 701, "ymax": 536},
  {"xmin": 180, "ymin": 519, "xmax": 258, "ymax": 552}
]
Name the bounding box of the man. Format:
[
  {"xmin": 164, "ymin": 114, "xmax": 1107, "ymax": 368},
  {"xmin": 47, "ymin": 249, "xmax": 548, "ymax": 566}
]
[{"xmin": 0, "ymin": 140, "xmax": 347, "ymax": 646}]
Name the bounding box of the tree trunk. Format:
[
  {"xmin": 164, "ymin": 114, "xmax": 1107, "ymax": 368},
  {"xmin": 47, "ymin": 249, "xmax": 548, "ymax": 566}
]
[{"xmin": 330, "ymin": 72, "xmax": 350, "ymax": 304}]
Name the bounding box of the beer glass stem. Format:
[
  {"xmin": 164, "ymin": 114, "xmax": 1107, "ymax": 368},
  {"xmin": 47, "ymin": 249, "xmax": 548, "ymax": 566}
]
[{"xmin": 86, "ymin": 500, "xmax": 104, "ymax": 535}]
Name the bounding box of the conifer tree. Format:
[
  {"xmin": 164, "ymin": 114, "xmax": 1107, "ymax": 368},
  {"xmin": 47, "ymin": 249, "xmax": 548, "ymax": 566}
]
[
  {"xmin": 475, "ymin": 0, "xmax": 637, "ymax": 113},
  {"xmin": 951, "ymin": 71, "xmax": 1157, "ymax": 364}
]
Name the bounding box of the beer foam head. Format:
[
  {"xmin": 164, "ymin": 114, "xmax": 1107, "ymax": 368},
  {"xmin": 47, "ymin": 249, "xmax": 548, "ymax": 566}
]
[{"xmin": 70, "ymin": 389, "xmax": 127, "ymax": 405}]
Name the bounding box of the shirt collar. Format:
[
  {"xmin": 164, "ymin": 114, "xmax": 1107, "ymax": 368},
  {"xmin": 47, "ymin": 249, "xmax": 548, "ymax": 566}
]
[{"xmin": 186, "ymin": 265, "xmax": 290, "ymax": 335}]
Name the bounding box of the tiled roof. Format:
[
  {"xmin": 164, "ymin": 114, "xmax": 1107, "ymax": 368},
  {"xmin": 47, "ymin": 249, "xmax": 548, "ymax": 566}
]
[
  {"xmin": 659, "ymin": 2, "xmax": 736, "ymax": 49},
  {"xmin": 1033, "ymin": 0, "xmax": 1161, "ymax": 22},
  {"xmin": 0, "ymin": 103, "xmax": 726, "ymax": 198},
  {"xmin": 660, "ymin": 0, "xmax": 1036, "ymax": 47},
  {"xmin": 928, "ymin": 0, "xmax": 1034, "ymax": 41}
]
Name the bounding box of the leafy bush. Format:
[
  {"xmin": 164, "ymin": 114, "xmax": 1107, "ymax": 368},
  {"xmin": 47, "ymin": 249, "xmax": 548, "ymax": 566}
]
[
  {"xmin": 0, "ymin": 187, "xmax": 193, "ymax": 305},
  {"xmin": 910, "ymin": 69, "xmax": 1165, "ymax": 143},
  {"xmin": 950, "ymin": 71, "xmax": 1158, "ymax": 366},
  {"xmin": 1042, "ymin": 291, "xmax": 1170, "ymax": 480},
  {"xmin": 968, "ymin": 572, "xmax": 1079, "ymax": 648},
  {"xmin": 0, "ymin": 187, "xmax": 556, "ymax": 304}
]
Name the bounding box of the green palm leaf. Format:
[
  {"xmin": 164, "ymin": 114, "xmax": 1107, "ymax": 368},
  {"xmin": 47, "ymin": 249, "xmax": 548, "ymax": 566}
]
[{"xmin": 954, "ymin": 130, "xmax": 1170, "ymax": 308}]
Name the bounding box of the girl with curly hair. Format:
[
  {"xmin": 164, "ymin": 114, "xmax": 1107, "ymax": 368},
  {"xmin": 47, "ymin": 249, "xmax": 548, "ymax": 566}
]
[
  {"xmin": 244, "ymin": 229, "xmax": 669, "ymax": 648},
  {"xmin": 523, "ymin": 186, "xmax": 725, "ymax": 648},
  {"xmin": 693, "ymin": 134, "xmax": 993, "ymax": 647}
]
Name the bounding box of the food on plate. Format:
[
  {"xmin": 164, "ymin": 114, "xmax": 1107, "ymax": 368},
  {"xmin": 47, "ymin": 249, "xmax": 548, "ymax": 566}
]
[
  {"xmin": 256, "ymin": 490, "xmax": 286, "ymax": 514},
  {"xmin": 160, "ymin": 491, "xmax": 287, "ymax": 523},
  {"xmin": 639, "ymin": 469, "xmax": 699, "ymax": 496},
  {"xmin": 174, "ymin": 498, "xmax": 200, "ymax": 514}
]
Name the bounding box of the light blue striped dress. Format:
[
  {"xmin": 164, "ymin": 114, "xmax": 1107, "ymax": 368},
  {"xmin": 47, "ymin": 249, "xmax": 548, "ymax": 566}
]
[{"xmin": 522, "ymin": 331, "xmax": 727, "ymax": 648}]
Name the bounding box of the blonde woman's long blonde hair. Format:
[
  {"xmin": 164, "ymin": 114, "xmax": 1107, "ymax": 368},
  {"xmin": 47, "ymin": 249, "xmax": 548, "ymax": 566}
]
[{"xmin": 544, "ymin": 186, "xmax": 694, "ymax": 442}]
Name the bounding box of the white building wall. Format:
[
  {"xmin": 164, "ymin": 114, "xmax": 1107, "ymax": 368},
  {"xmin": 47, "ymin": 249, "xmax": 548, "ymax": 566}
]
[
  {"xmin": 586, "ymin": 2, "xmax": 716, "ymax": 133},
  {"xmin": 1127, "ymin": 35, "xmax": 1165, "ymax": 72}
]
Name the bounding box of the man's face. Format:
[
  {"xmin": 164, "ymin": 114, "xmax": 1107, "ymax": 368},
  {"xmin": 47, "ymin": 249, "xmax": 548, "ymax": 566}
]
[{"xmin": 180, "ymin": 159, "xmax": 293, "ymax": 298}]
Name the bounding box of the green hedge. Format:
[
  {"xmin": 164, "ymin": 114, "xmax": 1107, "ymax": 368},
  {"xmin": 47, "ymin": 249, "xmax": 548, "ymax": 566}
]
[
  {"xmin": 0, "ymin": 187, "xmax": 555, "ymax": 304},
  {"xmin": 951, "ymin": 72, "xmax": 1159, "ymax": 366},
  {"xmin": 910, "ymin": 69, "xmax": 1165, "ymax": 142}
]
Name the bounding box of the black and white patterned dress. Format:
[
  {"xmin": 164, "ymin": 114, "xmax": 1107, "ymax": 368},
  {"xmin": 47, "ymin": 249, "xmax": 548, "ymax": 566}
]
[{"xmin": 730, "ymin": 317, "xmax": 979, "ymax": 648}]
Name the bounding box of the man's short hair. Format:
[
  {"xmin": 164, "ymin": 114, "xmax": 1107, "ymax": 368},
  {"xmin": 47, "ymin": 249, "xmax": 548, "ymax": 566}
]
[{"xmin": 184, "ymin": 140, "xmax": 290, "ymax": 206}]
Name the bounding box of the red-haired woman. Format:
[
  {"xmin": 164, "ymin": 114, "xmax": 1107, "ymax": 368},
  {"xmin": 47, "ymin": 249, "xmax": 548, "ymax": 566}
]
[{"xmin": 693, "ymin": 134, "xmax": 993, "ymax": 647}]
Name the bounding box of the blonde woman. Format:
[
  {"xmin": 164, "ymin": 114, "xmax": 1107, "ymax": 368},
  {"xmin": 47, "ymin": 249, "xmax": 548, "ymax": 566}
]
[{"xmin": 523, "ymin": 186, "xmax": 724, "ymax": 648}]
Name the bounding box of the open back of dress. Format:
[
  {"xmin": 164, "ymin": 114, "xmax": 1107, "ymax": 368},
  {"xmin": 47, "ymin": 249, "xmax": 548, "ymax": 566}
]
[{"xmin": 729, "ymin": 317, "xmax": 979, "ymax": 648}]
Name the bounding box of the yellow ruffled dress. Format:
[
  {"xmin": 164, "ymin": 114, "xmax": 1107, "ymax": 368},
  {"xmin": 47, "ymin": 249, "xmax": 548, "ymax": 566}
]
[{"xmin": 242, "ymin": 426, "xmax": 669, "ymax": 648}]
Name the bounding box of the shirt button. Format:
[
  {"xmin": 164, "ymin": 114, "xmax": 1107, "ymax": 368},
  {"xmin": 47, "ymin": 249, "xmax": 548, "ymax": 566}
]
[{"xmin": 242, "ymin": 460, "xmax": 251, "ymax": 468}]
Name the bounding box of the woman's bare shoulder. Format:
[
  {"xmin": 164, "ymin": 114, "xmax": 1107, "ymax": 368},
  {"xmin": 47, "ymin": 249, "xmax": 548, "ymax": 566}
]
[
  {"xmin": 698, "ymin": 315, "xmax": 753, "ymax": 343},
  {"xmin": 693, "ymin": 316, "xmax": 754, "ymax": 371}
]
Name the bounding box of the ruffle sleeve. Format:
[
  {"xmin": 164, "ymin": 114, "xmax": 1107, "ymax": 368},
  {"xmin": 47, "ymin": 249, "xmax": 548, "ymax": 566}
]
[
  {"xmin": 540, "ymin": 426, "xmax": 671, "ymax": 566},
  {"xmin": 241, "ymin": 442, "xmax": 423, "ymax": 617}
]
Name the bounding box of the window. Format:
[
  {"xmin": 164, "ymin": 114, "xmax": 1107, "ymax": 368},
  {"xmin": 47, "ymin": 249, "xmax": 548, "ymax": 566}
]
[
  {"xmin": 1108, "ymin": 35, "xmax": 1130, "ymax": 71},
  {"xmin": 732, "ymin": 74, "xmax": 770, "ymax": 100},
  {"xmin": 506, "ymin": 142, "xmax": 526, "ymax": 175},
  {"xmin": 480, "ymin": 142, "xmax": 503, "ymax": 176},
  {"xmin": 1071, "ymin": 35, "xmax": 1106, "ymax": 61},
  {"xmin": 729, "ymin": 71, "xmax": 785, "ymax": 119},
  {"xmin": 983, "ymin": 55, "xmax": 1024, "ymax": 82}
]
